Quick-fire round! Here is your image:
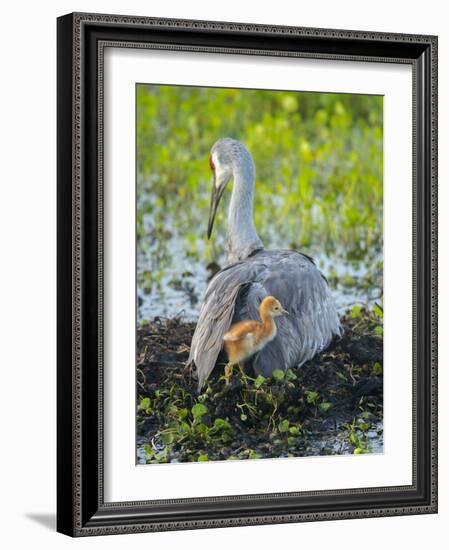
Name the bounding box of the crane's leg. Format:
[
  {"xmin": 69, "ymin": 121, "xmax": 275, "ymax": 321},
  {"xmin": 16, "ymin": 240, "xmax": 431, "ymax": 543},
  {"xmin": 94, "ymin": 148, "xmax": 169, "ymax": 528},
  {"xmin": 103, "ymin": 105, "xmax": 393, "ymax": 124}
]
[
  {"xmin": 238, "ymin": 362, "xmax": 246, "ymax": 378},
  {"xmin": 224, "ymin": 362, "xmax": 234, "ymax": 385}
]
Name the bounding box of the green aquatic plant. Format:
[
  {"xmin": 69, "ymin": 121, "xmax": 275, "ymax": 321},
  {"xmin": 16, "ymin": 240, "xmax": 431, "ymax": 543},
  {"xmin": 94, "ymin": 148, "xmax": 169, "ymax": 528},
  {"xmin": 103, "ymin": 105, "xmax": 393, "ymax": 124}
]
[{"xmin": 343, "ymin": 417, "xmax": 372, "ymax": 455}]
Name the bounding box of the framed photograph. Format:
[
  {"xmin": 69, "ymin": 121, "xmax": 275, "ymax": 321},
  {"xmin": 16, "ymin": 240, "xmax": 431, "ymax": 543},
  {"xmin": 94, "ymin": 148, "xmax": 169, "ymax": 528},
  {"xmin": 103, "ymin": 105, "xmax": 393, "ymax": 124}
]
[{"xmin": 57, "ymin": 12, "xmax": 438, "ymax": 536}]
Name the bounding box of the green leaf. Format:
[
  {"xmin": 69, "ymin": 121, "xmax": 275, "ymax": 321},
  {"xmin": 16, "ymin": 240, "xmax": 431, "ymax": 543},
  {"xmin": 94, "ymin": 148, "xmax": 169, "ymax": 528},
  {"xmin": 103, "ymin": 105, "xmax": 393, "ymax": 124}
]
[
  {"xmin": 240, "ymin": 413, "xmax": 247, "ymax": 421},
  {"xmin": 350, "ymin": 304, "xmax": 362, "ymax": 319},
  {"xmin": 272, "ymin": 369, "xmax": 285, "ymax": 382},
  {"xmin": 143, "ymin": 444, "xmax": 153, "ymax": 458},
  {"xmin": 374, "ymin": 325, "xmax": 383, "ymax": 336},
  {"xmin": 161, "ymin": 431, "xmax": 174, "ymax": 445},
  {"xmin": 279, "ymin": 419, "xmax": 290, "ymax": 433},
  {"xmin": 138, "ymin": 397, "xmax": 151, "ymax": 411},
  {"xmin": 168, "ymin": 420, "xmax": 180, "ymax": 431},
  {"xmin": 254, "ymin": 375, "xmax": 267, "ymax": 388},
  {"xmin": 197, "ymin": 454, "xmax": 209, "ymax": 462},
  {"xmin": 305, "ymin": 391, "xmax": 319, "ymax": 405},
  {"xmin": 372, "ymin": 362, "xmax": 383, "ymax": 376},
  {"xmin": 191, "ymin": 403, "xmax": 208, "ymax": 421},
  {"xmin": 247, "ymin": 450, "xmax": 262, "ymax": 459},
  {"xmin": 373, "ymin": 303, "xmax": 383, "ymax": 319},
  {"xmin": 221, "ymin": 433, "xmax": 233, "ymax": 443},
  {"xmin": 178, "ymin": 421, "xmax": 190, "ymax": 434},
  {"xmin": 353, "ymin": 447, "xmax": 364, "ymax": 455},
  {"xmin": 213, "ymin": 418, "xmax": 231, "ymax": 431},
  {"xmin": 319, "ymin": 401, "xmax": 332, "ymax": 413},
  {"xmin": 285, "ymin": 369, "xmax": 298, "ymax": 382}
]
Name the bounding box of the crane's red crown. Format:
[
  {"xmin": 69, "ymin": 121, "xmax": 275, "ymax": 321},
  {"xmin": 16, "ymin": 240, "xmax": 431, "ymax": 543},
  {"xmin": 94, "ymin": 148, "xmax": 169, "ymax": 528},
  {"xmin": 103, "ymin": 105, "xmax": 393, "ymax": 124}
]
[{"xmin": 208, "ymin": 154, "xmax": 215, "ymax": 173}]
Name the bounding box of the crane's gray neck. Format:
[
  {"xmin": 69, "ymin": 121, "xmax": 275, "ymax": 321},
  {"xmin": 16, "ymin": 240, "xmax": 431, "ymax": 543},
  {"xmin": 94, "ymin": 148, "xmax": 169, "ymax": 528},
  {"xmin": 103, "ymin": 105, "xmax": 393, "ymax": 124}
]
[{"xmin": 226, "ymin": 160, "xmax": 264, "ymax": 264}]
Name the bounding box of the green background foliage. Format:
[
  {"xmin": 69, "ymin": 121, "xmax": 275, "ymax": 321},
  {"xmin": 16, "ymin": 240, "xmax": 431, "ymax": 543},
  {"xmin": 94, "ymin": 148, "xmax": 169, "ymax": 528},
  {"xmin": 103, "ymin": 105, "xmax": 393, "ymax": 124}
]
[{"xmin": 136, "ymin": 84, "xmax": 383, "ymax": 320}]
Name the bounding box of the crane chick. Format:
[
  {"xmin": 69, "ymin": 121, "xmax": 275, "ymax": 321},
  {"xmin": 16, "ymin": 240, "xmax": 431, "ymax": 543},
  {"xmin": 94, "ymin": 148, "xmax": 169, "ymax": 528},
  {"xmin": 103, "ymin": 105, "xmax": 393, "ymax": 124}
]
[{"xmin": 222, "ymin": 296, "xmax": 288, "ymax": 384}]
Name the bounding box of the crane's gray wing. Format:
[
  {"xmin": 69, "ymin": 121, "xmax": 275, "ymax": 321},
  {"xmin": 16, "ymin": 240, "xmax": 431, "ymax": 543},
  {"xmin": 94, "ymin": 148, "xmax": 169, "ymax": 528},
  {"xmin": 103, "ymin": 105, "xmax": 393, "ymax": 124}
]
[
  {"xmin": 237, "ymin": 252, "xmax": 342, "ymax": 377},
  {"xmin": 187, "ymin": 259, "xmax": 265, "ymax": 391}
]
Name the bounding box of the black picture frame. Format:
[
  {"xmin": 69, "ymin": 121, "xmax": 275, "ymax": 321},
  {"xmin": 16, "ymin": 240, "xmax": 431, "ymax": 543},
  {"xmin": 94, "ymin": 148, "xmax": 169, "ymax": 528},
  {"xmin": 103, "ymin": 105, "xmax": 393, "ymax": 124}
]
[{"xmin": 57, "ymin": 12, "xmax": 438, "ymax": 536}]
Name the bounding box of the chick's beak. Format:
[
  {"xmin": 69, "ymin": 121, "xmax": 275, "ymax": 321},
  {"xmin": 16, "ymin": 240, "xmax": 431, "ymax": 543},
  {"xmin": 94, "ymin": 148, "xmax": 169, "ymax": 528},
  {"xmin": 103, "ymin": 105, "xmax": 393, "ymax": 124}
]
[{"xmin": 281, "ymin": 307, "xmax": 289, "ymax": 315}]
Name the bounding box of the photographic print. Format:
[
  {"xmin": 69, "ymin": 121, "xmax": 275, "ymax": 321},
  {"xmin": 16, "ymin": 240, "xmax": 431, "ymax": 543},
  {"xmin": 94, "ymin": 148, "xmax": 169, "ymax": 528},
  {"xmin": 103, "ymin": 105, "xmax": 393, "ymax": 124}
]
[{"xmin": 136, "ymin": 84, "xmax": 384, "ymax": 465}]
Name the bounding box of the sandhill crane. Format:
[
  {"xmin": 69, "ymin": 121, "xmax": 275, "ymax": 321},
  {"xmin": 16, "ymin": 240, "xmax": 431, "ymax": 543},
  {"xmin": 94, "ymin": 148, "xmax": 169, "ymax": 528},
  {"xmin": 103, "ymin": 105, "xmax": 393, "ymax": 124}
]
[{"xmin": 188, "ymin": 138, "xmax": 342, "ymax": 390}]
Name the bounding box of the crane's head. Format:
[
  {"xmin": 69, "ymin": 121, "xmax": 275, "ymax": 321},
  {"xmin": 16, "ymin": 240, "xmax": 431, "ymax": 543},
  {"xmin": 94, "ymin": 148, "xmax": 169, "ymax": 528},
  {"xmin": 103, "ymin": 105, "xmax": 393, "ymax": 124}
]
[
  {"xmin": 207, "ymin": 138, "xmax": 254, "ymax": 239},
  {"xmin": 207, "ymin": 140, "xmax": 234, "ymax": 239}
]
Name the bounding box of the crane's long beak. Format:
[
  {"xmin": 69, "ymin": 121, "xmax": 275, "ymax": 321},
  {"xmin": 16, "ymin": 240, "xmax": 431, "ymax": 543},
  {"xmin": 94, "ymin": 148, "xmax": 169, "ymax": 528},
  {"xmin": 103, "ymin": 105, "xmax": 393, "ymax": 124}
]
[{"xmin": 207, "ymin": 181, "xmax": 226, "ymax": 240}]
